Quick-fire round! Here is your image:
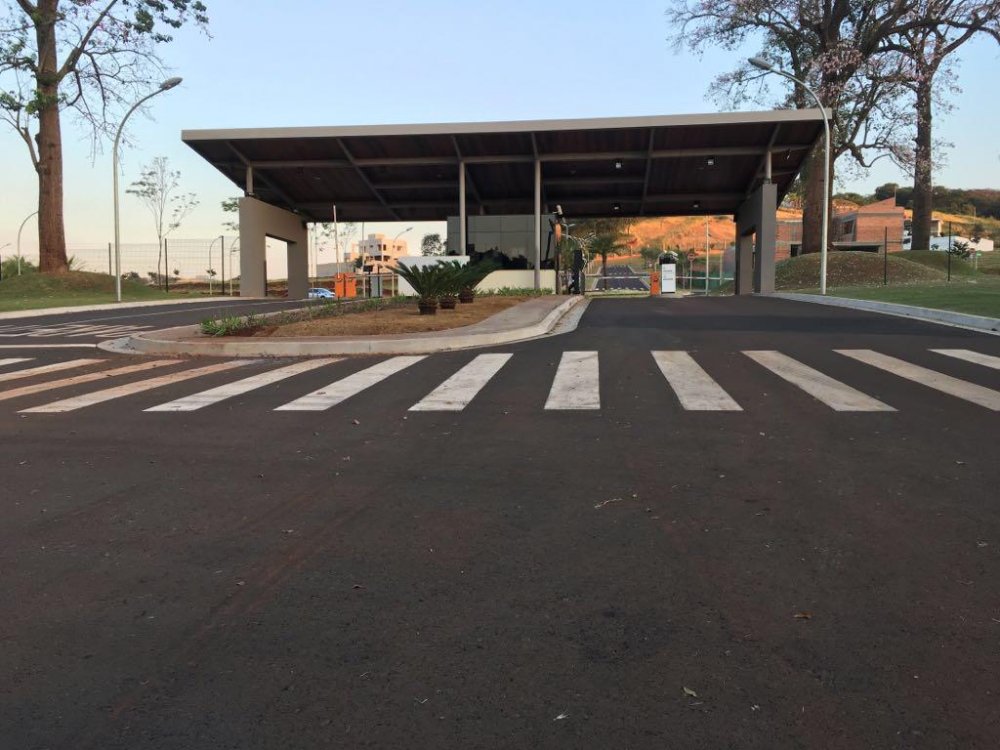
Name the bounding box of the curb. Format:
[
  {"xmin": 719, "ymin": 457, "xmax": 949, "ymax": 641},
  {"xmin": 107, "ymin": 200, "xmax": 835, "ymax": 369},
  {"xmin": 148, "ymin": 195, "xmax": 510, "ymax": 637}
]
[
  {"xmin": 105, "ymin": 296, "xmax": 586, "ymax": 357},
  {"xmin": 772, "ymin": 292, "xmax": 1000, "ymax": 335},
  {"xmin": 0, "ymin": 295, "xmax": 254, "ymax": 321}
]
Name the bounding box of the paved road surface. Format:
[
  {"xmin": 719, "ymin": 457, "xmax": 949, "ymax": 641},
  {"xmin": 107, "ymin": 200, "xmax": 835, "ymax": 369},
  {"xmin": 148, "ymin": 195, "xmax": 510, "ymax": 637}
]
[
  {"xmin": 2, "ymin": 296, "xmax": 999, "ymax": 749},
  {"xmin": 593, "ymin": 264, "xmax": 649, "ymax": 291}
]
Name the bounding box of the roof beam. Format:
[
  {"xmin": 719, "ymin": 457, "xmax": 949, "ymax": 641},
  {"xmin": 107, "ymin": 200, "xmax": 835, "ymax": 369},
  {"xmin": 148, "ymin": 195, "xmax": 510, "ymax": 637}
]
[
  {"xmin": 745, "ymin": 125, "xmax": 782, "ymax": 195},
  {"xmin": 226, "ymin": 142, "xmax": 308, "ymax": 219},
  {"xmin": 451, "ymin": 136, "xmax": 483, "ymax": 209},
  {"xmin": 639, "ymin": 128, "xmax": 655, "ymax": 215},
  {"xmin": 336, "ymin": 138, "xmax": 402, "ymax": 221}
]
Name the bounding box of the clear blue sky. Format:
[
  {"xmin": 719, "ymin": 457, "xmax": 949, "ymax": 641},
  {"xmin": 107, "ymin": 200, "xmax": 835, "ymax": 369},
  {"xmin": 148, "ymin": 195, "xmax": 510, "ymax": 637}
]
[{"xmin": 2, "ymin": 0, "xmax": 998, "ymax": 259}]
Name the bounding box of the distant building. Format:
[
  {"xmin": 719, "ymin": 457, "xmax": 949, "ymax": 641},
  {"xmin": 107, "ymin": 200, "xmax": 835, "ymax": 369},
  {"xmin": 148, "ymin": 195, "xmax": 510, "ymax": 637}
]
[
  {"xmin": 775, "ymin": 197, "xmax": 906, "ymax": 257},
  {"xmin": 347, "ymin": 234, "xmax": 410, "ymax": 273}
]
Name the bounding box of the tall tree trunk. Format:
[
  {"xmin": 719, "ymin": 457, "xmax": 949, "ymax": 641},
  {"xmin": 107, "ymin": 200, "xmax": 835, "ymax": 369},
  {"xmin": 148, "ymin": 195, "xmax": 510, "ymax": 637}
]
[
  {"xmin": 34, "ymin": 0, "xmax": 70, "ymax": 274},
  {"xmin": 800, "ymin": 149, "xmax": 827, "ymax": 255},
  {"xmin": 910, "ymin": 80, "xmax": 934, "ymax": 253}
]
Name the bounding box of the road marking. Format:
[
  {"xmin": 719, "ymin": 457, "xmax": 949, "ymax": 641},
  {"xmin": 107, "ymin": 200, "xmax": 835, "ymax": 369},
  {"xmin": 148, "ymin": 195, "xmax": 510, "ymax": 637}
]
[
  {"xmin": 145, "ymin": 358, "xmax": 341, "ymax": 412},
  {"xmin": 931, "ymin": 349, "xmax": 1000, "ymax": 371},
  {"xmin": 0, "ymin": 360, "xmax": 177, "ymax": 403},
  {"xmin": 545, "ymin": 351, "xmax": 600, "ymax": 410},
  {"xmin": 409, "ymin": 353, "xmax": 512, "ymax": 411},
  {"xmin": 0, "ymin": 358, "xmax": 104, "ymax": 384},
  {"xmin": 838, "ymin": 349, "xmax": 1000, "ymax": 411},
  {"xmin": 21, "ymin": 361, "xmax": 252, "ymax": 413},
  {"xmin": 0, "ymin": 358, "xmax": 33, "ymax": 368},
  {"xmin": 652, "ymin": 351, "xmax": 742, "ymax": 411},
  {"xmin": 0, "ymin": 344, "xmax": 99, "ymax": 349},
  {"xmin": 275, "ymin": 356, "xmax": 426, "ymax": 411},
  {"xmin": 744, "ymin": 350, "xmax": 894, "ymax": 412}
]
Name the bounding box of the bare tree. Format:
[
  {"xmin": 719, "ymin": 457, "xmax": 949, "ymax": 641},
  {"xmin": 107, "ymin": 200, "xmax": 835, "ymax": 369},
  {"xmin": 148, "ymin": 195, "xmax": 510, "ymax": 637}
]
[
  {"xmin": 888, "ymin": 1, "xmax": 999, "ymax": 251},
  {"xmin": 667, "ymin": 0, "xmax": 967, "ymax": 255},
  {"xmin": 0, "ymin": 1, "xmax": 209, "ymax": 273},
  {"xmin": 126, "ymin": 156, "xmax": 198, "ymax": 283}
]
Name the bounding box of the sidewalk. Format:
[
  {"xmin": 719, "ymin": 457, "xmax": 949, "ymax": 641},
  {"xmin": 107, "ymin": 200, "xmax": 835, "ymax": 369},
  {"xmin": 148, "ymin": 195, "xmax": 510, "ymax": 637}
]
[
  {"xmin": 107, "ymin": 296, "xmax": 588, "ymax": 357},
  {"xmin": 772, "ymin": 292, "xmax": 1000, "ymax": 335}
]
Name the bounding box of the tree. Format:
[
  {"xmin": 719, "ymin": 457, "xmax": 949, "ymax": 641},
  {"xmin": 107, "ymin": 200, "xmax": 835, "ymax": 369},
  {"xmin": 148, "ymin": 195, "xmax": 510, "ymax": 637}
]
[
  {"xmin": 421, "ymin": 233, "xmax": 445, "ymax": 256},
  {"xmin": 221, "ymin": 197, "xmax": 240, "ymax": 233},
  {"xmin": 874, "ymin": 183, "xmax": 901, "ymax": 202},
  {"xmin": 668, "ymin": 0, "xmax": 968, "ymax": 255},
  {"xmin": 889, "ymin": 1, "xmax": 999, "ymax": 251},
  {"xmin": 639, "ymin": 245, "xmax": 662, "ymax": 267},
  {"xmin": 0, "ymin": 1, "xmax": 209, "ymax": 273},
  {"xmin": 574, "ymin": 217, "xmax": 634, "ymax": 279},
  {"xmin": 126, "ymin": 156, "xmax": 198, "ymax": 285}
]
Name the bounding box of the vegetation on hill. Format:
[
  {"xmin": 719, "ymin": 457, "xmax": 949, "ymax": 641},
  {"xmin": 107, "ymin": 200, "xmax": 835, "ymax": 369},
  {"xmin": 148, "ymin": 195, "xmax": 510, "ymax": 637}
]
[
  {"xmin": 774, "ymin": 252, "xmax": 943, "ymax": 290},
  {"xmin": 0, "ymin": 271, "xmax": 172, "ymax": 312}
]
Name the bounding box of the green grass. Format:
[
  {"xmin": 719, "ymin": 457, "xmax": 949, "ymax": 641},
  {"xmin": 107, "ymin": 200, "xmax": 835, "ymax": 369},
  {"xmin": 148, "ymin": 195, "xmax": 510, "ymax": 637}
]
[
  {"xmin": 896, "ymin": 250, "xmax": 978, "ymax": 276},
  {"xmin": 825, "ymin": 278, "xmax": 1000, "ymax": 317},
  {"xmin": 0, "ymin": 271, "xmax": 181, "ymax": 312}
]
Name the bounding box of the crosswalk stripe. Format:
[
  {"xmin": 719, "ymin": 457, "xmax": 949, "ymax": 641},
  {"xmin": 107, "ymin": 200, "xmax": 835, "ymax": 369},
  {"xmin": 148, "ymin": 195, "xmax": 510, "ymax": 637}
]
[
  {"xmin": 931, "ymin": 349, "xmax": 1000, "ymax": 371},
  {"xmin": 744, "ymin": 350, "xmax": 894, "ymax": 412},
  {"xmin": 0, "ymin": 360, "xmax": 177, "ymax": 403},
  {"xmin": 652, "ymin": 351, "xmax": 742, "ymax": 411},
  {"xmin": 409, "ymin": 353, "xmax": 512, "ymax": 412},
  {"xmin": 274, "ymin": 356, "xmax": 426, "ymax": 411},
  {"xmin": 0, "ymin": 358, "xmax": 33, "ymax": 368},
  {"xmin": 145, "ymin": 358, "xmax": 342, "ymax": 412},
  {"xmin": 545, "ymin": 351, "xmax": 600, "ymax": 410},
  {"xmin": 20, "ymin": 361, "xmax": 252, "ymax": 413},
  {"xmin": 0, "ymin": 358, "xmax": 104, "ymax": 384},
  {"xmin": 838, "ymin": 349, "xmax": 1000, "ymax": 411}
]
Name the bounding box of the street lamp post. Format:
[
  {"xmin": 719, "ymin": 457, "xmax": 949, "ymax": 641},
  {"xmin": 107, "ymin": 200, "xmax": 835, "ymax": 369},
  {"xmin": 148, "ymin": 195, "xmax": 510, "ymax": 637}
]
[
  {"xmin": 749, "ymin": 57, "xmax": 829, "ymax": 295},
  {"xmin": 17, "ymin": 211, "xmax": 38, "ymax": 275},
  {"xmin": 112, "ymin": 77, "xmax": 183, "ymax": 302}
]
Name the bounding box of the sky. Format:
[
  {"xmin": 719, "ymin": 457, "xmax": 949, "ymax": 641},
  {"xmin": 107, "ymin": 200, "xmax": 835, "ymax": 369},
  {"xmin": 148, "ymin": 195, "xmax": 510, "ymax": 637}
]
[{"xmin": 2, "ymin": 0, "xmax": 998, "ymax": 265}]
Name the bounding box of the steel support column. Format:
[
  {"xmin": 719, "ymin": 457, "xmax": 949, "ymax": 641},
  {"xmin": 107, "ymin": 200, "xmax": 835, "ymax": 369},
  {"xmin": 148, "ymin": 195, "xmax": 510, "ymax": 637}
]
[
  {"xmin": 533, "ymin": 159, "xmax": 541, "ymax": 290},
  {"xmin": 459, "ymin": 162, "xmax": 467, "ymax": 256}
]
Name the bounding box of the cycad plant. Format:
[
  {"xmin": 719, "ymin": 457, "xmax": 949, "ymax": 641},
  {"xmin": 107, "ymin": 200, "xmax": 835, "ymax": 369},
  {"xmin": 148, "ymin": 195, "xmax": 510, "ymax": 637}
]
[
  {"xmin": 457, "ymin": 260, "xmax": 498, "ymax": 303},
  {"xmin": 391, "ymin": 262, "xmax": 447, "ymax": 314}
]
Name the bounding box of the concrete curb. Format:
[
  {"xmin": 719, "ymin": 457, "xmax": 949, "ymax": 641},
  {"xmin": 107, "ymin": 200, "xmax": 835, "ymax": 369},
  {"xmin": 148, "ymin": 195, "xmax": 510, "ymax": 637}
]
[
  {"xmin": 105, "ymin": 296, "xmax": 586, "ymax": 357},
  {"xmin": 772, "ymin": 292, "xmax": 1000, "ymax": 335},
  {"xmin": 0, "ymin": 295, "xmax": 250, "ymax": 321}
]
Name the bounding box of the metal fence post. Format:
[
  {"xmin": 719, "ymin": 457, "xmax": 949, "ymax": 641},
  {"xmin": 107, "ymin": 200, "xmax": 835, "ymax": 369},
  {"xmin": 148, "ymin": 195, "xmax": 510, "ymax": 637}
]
[
  {"xmin": 108, "ymin": 242, "xmax": 113, "ymax": 278},
  {"xmin": 883, "ymin": 226, "xmax": 888, "ymax": 286},
  {"xmin": 220, "ymin": 236, "xmax": 225, "ymax": 295},
  {"xmin": 947, "ymin": 222, "xmax": 952, "ymax": 282},
  {"xmin": 165, "ymin": 238, "xmax": 169, "ymax": 292}
]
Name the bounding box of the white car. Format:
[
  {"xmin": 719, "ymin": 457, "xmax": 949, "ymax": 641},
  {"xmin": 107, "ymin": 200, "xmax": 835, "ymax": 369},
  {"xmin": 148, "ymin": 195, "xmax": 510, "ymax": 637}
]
[{"xmin": 308, "ymin": 287, "xmax": 336, "ymax": 299}]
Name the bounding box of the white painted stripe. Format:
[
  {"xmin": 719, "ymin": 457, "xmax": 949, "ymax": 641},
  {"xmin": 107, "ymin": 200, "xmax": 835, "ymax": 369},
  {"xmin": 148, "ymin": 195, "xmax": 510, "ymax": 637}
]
[
  {"xmin": 0, "ymin": 358, "xmax": 33, "ymax": 368},
  {"xmin": 275, "ymin": 356, "xmax": 426, "ymax": 411},
  {"xmin": 145, "ymin": 358, "xmax": 341, "ymax": 412},
  {"xmin": 838, "ymin": 349, "xmax": 1000, "ymax": 411},
  {"xmin": 0, "ymin": 344, "xmax": 99, "ymax": 349},
  {"xmin": 545, "ymin": 351, "xmax": 600, "ymax": 410},
  {"xmin": 409, "ymin": 353, "xmax": 512, "ymax": 411},
  {"xmin": 745, "ymin": 350, "xmax": 894, "ymax": 412},
  {"xmin": 931, "ymin": 349, "xmax": 1000, "ymax": 371},
  {"xmin": 652, "ymin": 351, "xmax": 742, "ymax": 411},
  {"xmin": 21, "ymin": 360, "xmax": 252, "ymax": 413},
  {"xmin": 0, "ymin": 358, "xmax": 103, "ymax": 384},
  {"xmin": 0, "ymin": 360, "xmax": 177, "ymax": 403}
]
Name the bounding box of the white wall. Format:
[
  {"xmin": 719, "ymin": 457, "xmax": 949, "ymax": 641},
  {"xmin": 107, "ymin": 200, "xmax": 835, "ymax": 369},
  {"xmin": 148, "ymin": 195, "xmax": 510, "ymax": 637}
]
[{"xmin": 392, "ymin": 257, "xmax": 556, "ymax": 295}]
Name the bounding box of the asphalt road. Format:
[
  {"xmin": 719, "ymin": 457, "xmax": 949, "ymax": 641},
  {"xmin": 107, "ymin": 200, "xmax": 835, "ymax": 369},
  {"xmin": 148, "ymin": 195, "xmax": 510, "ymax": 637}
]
[
  {"xmin": 2, "ymin": 296, "xmax": 999, "ymax": 749},
  {"xmin": 0, "ymin": 297, "xmax": 317, "ymax": 346},
  {"xmin": 594, "ymin": 264, "xmax": 649, "ymax": 291}
]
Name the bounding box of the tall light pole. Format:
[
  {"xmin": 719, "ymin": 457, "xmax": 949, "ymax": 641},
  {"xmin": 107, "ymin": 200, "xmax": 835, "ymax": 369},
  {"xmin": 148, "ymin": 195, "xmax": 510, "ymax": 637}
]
[
  {"xmin": 393, "ymin": 226, "xmax": 414, "ymax": 243},
  {"xmin": 17, "ymin": 211, "xmax": 38, "ymax": 275},
  {"xmin": 112, "ymin": 76, "xmax": 183, "ymax": 302},
  {"xmin": 749, "ymin": 57, "xmax": 829, "ymax": 295}
]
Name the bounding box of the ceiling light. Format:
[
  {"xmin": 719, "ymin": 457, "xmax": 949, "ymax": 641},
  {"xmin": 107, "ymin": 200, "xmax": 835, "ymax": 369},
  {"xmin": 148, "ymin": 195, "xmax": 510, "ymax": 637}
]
[
  {"xmin": 706, "ymin": 157, "xmax": 715, "ymax": 167},
  {"xmin": 614, "ymin": 160, "xmax": 622, "ymax": 170},
  {"xmin": 693, "ymin": 201, "xmax": 701, "ymax": 209},
  {"xmin": 613, "ymin": 202, "xmax": 621, "ymax": 211}
]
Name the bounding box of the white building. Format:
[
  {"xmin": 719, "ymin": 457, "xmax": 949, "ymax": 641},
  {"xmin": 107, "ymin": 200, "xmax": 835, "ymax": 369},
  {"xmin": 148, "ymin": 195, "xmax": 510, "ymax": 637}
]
[{"xmin": 347, "ymin": 233, "xmax": 410, "ymax": 273}]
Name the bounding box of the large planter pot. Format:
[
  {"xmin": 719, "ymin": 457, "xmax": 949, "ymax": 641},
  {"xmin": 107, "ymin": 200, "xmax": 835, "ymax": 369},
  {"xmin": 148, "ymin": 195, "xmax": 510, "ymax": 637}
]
[
  {"xmin": 439, "ymin": 294, "xmax": 458, "ymax": 310},
  {"xmin": 417, "ymin": 298, "xmax": 438, "ymax": 315},
  {"xmin": 458, "ymin": 288, "xmax": 475, "ymax": 304}
]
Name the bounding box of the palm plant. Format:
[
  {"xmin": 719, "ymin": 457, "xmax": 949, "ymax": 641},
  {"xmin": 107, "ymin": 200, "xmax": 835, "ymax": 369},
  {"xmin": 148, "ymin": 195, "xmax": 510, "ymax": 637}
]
[
  {"xmin": 457, "ymin": 260, "xmax": 498, "ymax": 303},
  {"xmin": 436, "ymin": 260, "xmax": 466, "ymax": 309},
  {"xmin": 391, "ymin": 262, "xmax": 447, "ymax": 314}
]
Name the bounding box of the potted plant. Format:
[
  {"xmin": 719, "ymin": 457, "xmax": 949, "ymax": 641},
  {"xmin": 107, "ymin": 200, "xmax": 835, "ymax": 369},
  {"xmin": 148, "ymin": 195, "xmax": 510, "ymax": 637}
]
[
  {"xmin": 391, "ymin": 262, "xmax": 445, "ymax": 314},
  {"xmin": 457, "ymin": 260, "xmax": 497, "ymax": 303},
  {"xmin": 437, "ymin": 261, "xmax": 466, "ymax": 309}
]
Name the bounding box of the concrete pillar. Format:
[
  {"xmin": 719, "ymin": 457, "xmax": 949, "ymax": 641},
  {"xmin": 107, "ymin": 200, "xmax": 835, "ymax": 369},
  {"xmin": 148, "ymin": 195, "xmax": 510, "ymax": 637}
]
[
  {"xmin": 459, "ymin": 162, "xmax": 467, "ymax": 255},
  {"xmin": 238, "ymin": 196, "xmax": 310, "ymax": 299},
  {"xmin": 735, "ymin": 182, "xmax": 778, "ymax": 294},
  {"xmin": 533, "ymin": 160, "xmax": 541, "ymax": 290},
  {"xmin": 753, "ymin": 182, "xmax": 777, "ymax": 294}
]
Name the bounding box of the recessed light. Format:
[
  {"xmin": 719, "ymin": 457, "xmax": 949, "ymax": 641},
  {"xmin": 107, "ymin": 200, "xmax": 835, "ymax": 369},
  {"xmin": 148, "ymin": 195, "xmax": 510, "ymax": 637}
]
[
  {"xmin": 706, "ymin": 157, "xmax": 715, "ymax": 167},
  {"xmin": 613, "ymin": 202, "xmax": 621, "ymax": 211},
  {"xmin": 693, "ymin": 201, "xmax": 701, "ymax": 209},
  {"xmin": 614, "ymin": 160, "xmax": 622, "ymax": 170}
]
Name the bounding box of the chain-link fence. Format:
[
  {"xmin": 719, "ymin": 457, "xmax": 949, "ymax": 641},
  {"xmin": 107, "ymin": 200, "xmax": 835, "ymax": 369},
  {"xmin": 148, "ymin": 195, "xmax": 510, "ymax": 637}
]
[{"xmin": 68, "ymin": 236, "xmax": 240, "ymax": 293}]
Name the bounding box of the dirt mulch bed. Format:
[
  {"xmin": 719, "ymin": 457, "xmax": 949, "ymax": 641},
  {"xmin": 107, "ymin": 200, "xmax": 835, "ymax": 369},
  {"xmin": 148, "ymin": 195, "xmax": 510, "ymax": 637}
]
[{"xmin": 257, "ymin": 296, "xmax": 531, "ymax": 337}]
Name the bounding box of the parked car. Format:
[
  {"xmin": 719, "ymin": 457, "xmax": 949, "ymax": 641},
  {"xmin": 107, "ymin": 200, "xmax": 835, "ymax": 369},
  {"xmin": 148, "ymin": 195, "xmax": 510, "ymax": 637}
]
[{"xmin": 308, "ymin": 287, "xmax": 336, "ymax": 299}]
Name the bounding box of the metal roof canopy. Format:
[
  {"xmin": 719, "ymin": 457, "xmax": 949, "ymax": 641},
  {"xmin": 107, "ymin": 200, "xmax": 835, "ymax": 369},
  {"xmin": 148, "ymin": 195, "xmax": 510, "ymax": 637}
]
[{"xmin": 182, "ymin": 110, "xmax": 825, "ymax": 223}]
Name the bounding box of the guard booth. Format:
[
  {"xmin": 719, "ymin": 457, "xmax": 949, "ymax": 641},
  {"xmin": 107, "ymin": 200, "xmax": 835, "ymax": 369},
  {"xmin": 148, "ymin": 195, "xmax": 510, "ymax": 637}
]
[{"xmin": 659, "ymin": 252, "xmax": 678, "ymax": 294}]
